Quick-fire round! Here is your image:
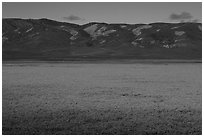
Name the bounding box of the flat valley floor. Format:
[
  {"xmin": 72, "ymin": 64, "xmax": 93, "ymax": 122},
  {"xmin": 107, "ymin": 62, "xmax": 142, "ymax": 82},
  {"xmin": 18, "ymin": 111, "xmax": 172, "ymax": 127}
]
[{"xmin": 2, "ymin": 61, "xmax": 202, "ymax": 134}]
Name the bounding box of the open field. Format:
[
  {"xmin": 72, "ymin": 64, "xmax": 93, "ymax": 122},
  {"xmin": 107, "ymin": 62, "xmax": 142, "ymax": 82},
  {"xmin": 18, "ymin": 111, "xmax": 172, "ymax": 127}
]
[{"xmin": 2, "ymin": 62, "xmax": 202, "ymax": 134}]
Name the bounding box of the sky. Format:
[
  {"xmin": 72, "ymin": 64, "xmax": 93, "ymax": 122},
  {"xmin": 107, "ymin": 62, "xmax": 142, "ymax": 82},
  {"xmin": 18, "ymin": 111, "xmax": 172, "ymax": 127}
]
[{"xmin": 2, "ymin": 2, "xmax": 202, "ymax": 24}]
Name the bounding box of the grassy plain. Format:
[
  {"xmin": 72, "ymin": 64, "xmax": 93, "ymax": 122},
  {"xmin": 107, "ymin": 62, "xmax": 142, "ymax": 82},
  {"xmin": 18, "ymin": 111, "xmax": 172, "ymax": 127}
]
[{"xmin": 2, "ymin": 61, "xmax": 202, "ymax": 134}]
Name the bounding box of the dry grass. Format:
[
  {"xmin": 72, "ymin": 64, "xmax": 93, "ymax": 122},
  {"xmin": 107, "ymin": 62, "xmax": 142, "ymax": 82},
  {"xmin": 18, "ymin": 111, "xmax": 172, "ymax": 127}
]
[{"xmin": 2, "ymin": 62, "xmax": 202, "ymax": 134}]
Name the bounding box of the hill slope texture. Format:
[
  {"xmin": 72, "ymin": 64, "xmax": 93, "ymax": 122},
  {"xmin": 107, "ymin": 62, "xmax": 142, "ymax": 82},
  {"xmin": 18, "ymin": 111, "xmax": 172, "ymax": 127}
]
[{"xmin": 2, "ymin": 18, "xmax": 202, "ymax": 60}]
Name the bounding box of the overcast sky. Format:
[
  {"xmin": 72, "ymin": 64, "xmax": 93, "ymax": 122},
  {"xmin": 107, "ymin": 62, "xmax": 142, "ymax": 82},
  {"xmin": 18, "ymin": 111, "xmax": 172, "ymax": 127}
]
[{"xmin": 2, "ymin": 2, "xmax": 202, "ymax": 24}]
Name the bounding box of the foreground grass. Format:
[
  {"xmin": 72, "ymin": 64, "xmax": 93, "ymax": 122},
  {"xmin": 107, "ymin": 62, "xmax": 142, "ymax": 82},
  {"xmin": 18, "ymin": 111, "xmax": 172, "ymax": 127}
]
[
  {"xmin": 3, "ymin": 63, "xmax": 201, "ymax": 135},
  {"xmin": 3, "ymin": 107, "xmax": 201, "ymax": 135}
]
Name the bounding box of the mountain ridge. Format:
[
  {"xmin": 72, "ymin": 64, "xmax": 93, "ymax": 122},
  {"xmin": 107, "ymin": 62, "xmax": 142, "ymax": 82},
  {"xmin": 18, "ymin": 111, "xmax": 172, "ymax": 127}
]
[{"xmin": 2, "ymin": 18, "xmax": 202, "ymax": 60}]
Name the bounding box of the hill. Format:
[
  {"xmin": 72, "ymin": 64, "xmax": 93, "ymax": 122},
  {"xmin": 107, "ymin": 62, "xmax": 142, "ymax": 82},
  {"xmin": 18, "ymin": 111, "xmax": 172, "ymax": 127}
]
[{"xmin": 2, "ymin": 18, "xmax": 202, "ymax": 60}]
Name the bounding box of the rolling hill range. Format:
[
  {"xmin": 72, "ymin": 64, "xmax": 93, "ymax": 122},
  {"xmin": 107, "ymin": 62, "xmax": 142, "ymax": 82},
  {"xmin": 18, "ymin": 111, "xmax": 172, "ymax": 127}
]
[{"xmin": 2, "ymin": 18, "xmax": 202, "ymax": 60}]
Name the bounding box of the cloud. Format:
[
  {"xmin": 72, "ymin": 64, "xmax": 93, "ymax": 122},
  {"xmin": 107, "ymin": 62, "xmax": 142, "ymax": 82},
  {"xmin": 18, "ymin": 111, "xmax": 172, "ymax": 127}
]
[
  {"xmin": 180, "ymin": 19, "xmax": 200, "ymax": 23},
  {"xmin": 62, "ymin": 15, "xmax": 85, "ymax": 21},
  {"xmin": 169, "ymin": 12, "xmax": 193, "ymax": 20},
  {"xmin": 190, "ymin": 19, "xmax": 199, "ymax": 23}
]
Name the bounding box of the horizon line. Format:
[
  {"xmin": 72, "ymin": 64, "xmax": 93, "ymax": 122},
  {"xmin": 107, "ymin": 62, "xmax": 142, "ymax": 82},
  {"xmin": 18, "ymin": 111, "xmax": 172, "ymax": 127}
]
[{"xmin": 2, "ymin": 17, "xmax": 202, "ymax": 25}]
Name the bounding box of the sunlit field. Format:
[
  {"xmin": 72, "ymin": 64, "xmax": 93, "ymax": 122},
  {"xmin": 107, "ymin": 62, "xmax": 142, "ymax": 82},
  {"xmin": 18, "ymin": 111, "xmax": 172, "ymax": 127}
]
[{"xmin": 2, "ymin": 61, "xmax": 202, "ymax": 135}]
